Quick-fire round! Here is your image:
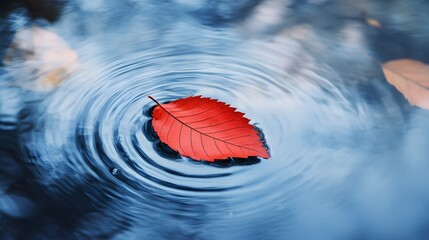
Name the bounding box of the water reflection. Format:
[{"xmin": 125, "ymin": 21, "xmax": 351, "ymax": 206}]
[{"xmin": 1, "ymin": 0, "xmax": 429, "ymax": 239}]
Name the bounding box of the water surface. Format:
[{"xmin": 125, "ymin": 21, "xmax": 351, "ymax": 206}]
[{"xmin": 1, "ymin": 1, "xmax": 429, "ymax": 239}]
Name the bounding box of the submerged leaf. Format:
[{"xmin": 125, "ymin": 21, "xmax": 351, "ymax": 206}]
[
  {"xmin": 3, "ymin": 26, "xmax": 78, "ymax": 91},
  {"xmin": 382, "ymin": 59, "xmax": 429, "ymax": 109},
  {"xmin": 149, "ymin": 96, "xmax": 269, "ymax": 162}
]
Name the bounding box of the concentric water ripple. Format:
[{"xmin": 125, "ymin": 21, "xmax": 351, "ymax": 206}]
[
  {"xmin": 25, "ymin": 30, "xmax": 330, "ymax": 202},
  {"xmin": 22, "ymin": 35, "xmax": 368, "ymax": 231}
]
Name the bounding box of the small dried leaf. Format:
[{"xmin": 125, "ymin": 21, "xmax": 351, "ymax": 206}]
[
  {"xmin": 366, "ymin": 17, "xmax": 382, "ymax": 28},
  {"xmin": 382, "ymin": 59, "xmax": 429, "ymax": 109},
  {"xmin": 149, "ymin": 96, "xmax": 269, "ymax": 162}
]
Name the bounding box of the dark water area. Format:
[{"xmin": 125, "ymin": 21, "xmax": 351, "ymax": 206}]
[{"xmin": 1, "ymin": 0, "xmax": 429, "ymax": 239}]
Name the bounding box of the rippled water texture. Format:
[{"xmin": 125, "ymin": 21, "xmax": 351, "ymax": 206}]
[{"xmin": 1, "ymin": 0, "xmax": 429, "ymax": 239}]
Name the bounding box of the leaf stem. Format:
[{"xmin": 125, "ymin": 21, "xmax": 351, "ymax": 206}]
[{"xmin": 148, "ymin": 96, "xmax": 162, "ymax": 106}]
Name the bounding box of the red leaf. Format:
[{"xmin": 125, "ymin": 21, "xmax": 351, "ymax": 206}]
[{"xmin": 148, "ymin": 96, "xmax": 270, "ymax": 162}]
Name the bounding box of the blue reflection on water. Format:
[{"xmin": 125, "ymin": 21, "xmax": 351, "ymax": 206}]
[{"xmin": 1, "ymin": 0, "xmax": 429, "ymax": 239}]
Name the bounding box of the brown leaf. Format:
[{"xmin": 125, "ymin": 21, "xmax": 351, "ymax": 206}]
[
  {"xmin": 382, "ymin": 59, "xmax": 429, "ymax": 109},
  {"xmin": 366, "ymin": 17, "xmax": 382, "ymax": 28}
]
